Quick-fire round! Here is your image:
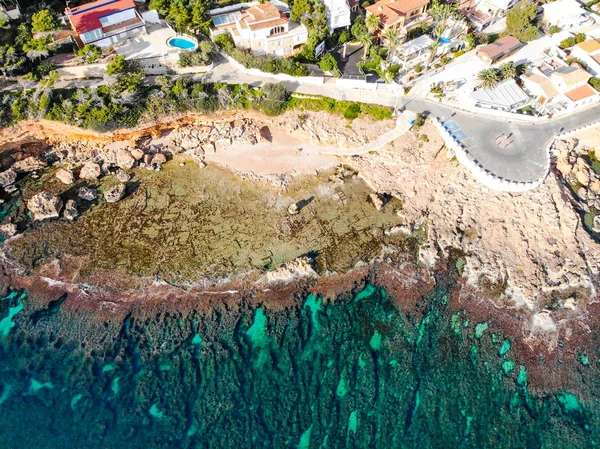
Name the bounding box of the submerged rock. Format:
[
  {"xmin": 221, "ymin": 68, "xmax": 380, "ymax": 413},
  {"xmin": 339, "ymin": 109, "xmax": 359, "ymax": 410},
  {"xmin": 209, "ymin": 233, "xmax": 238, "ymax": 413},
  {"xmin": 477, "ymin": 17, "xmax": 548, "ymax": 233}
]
[
  {"xmin": 104, "ymin": 183, "xmax": 126, "ymax": 203},
  {"xmin": 27, "ymin": 192, "xmax": 63, "ymax": 221}
]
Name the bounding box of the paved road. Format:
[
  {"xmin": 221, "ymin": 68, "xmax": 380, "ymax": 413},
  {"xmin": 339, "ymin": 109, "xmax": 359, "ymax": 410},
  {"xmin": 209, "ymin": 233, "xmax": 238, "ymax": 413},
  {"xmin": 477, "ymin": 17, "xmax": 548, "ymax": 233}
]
[{"xmin": 4, "ymin": 54, "xmax": 600, "ymax": 185}]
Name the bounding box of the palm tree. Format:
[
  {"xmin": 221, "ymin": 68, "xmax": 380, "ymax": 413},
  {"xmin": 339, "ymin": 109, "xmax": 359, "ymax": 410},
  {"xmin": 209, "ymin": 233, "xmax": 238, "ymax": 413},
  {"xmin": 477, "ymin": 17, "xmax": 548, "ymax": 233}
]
[
  {"xmin": 426, "ymin": 0, "xmax": 464, "ymax": 68},
  {"xmin": 365, "ymin": 13, "xmax": 381, "ymax": 35},
  {"xmin": 358, "ymin": 33, "xmax": 372, "ymax": 59},
  {"xmin": 383, "ymin": 28, "xmax": 401, "ymax": 55},
  {"xmin": 477, "ymin": 68, "xmax": 500, "ymax": 89},
  {"xmin": 499, "ymin": 62, "xmax": 517, "ymax": 80}
]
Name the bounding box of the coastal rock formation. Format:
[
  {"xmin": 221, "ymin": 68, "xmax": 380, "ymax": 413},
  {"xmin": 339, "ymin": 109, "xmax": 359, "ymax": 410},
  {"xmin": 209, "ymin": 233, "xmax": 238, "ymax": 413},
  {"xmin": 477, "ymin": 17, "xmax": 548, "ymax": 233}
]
[
  {"xmin": 27, "ymin": 192, "xmax": 63, "ymax": 221},
  {"xmin": 12, "ymin": 156, "xmax": 46, "ymax": 173},
  {"xmin": 78, "ymin": 186, "xmax": 97, "ymax": 201},
  {"xmin": 80, "ymin": 162, "xmax": 101, "ymax": 181},
  {"xmin": 116, "ymin": 149, "xmax": 136, "ymax": 170},
  {"xmin": 63, "ymin": 200, "xmax": 78, "ymax": 221},
  {"xmin": 0, "ymin": 223, "xmax": 17, "ymax": 237},
  {"xmin": 0, "ymin": 169, "xmax": 16, "ymax": 187},
  {"xmin": 55, "ymin": 168, "xmax": 74, "ymax": 185},
  {"xmin": 104, "ymin": 183, "xmax": 126, "ymax": 203}
]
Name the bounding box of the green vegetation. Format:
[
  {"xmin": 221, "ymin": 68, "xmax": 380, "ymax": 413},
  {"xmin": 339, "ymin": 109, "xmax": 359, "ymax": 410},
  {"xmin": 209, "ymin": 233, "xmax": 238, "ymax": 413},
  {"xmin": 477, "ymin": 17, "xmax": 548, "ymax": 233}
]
[
  {"xmin": 318, "ymin": 53, "xmax": 341, "ymax": 77},
  {"xmin": 504, "ymin": 0, "xmax": 539, "ymax": 42},
  {"xmin": 77, "ymin": 44, "xmax": 102, "ymax": 63},
  {"xmin": 566, "ymin": 57, "xmax": 588, "ymax": 69},
  {"xmin": 0, "ymin": 76, "xmax": 392, "ymax": 132},
  {"xmin": 426, "ymin": 0, "xmax": 464, "ymax": 68},
  {"xmin": 476, "ymin": 62, "xmax": 519, "ymax": 89},
  {"xmin": 477, "ymin": 68, "xmax": 500, "ymax": 89},
  {"xmin": 178, "ymin": 40, "xmax": 215, "ymax": 67},
  {"xmin": 413, "ymin": 112, "xmax": 426, "ymax": 127},
  {"xmin": 31, "ymin": 9, "xmax": 59, "ymax": 33},
  {"xmin": 287, "ymin": 95, "xmax": 393, "ymax": 120},
  {"xmin": 148, "ymin": 0, "xmax": 212, "ymax": 34},
  {"xmin": 214, "ymin": 34, "xmax": 310, "ymax": 76},
  {"xmin": 291, "ymin": 0, "xmax": 329, "ymax": 62},
  {"xmin": 105, "ymin": 55, "xmax": 127, "ymax": 75},
  {"xmin": 590, "ymin": 77, "xmax": 600, "ymax": 92},
  {"xmin": 560, "ymin": 33, "xmax": 586, "ymax": 49},
  {"xmin": 548, "ymin": 25, "xmax": 560, "ymax": 35},
  {"xmin": 259, "ymin": 82, "xmax": 289, "ymax": 116}
]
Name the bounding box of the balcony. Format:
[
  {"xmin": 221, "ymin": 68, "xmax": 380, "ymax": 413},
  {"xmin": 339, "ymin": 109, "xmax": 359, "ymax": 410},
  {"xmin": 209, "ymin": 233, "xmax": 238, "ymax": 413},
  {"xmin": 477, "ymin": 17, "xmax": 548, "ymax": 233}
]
[
  {"xmin": 403, "ymin": 13, "xmax": 431, "ymax": 30},
  {"xmin": 101, "ymin": 15, "xmax": 145, "ymax": 37}
]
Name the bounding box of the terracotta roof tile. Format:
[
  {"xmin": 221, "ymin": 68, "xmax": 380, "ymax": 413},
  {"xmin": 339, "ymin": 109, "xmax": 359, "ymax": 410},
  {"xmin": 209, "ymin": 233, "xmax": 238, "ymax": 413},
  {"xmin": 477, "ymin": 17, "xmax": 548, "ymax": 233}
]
[
  {"xmin": 564, "ymin": 83, "xmax": 598, "ymax": 101},
  {"xmin": 576, "ymin": 39, "xmax": 600, "ymax": 54},
  {"xmin": 66, "ymin": 0, "xmax": 137, "ymax": 34},
  {"xmin": 366, "ymin": 0, "xmax": 429, "ymax": 26}
]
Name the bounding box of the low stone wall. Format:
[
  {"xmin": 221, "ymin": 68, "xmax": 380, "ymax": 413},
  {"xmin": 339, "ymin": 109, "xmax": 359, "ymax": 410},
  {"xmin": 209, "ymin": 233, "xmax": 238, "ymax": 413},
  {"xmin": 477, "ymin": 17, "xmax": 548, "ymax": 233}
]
[
  {"xmin": 220, "ymin": 52, "xmax": 325, "ymax": 85},
  {"xmin": 433, "ymin": 118, "xmax": 550, "ymax": 192},
  {"xmin": 555, "ymin": 119, "xmax": 600, "ymax": 139}
]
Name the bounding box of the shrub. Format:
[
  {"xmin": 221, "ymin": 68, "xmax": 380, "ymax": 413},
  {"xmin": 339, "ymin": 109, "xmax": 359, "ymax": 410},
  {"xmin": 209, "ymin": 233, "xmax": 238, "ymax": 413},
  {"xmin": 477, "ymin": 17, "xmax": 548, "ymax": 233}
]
[
  {"xmin": 454, "ymin": 50, "xmax": 465, "ymax": 57},
  {"xmin": 413, "ymin": 112, "xmax": 426, "ymax": 127},
  {"xmin": 179, "ymin": 42, "xmax": 215, "ymax": 68},
  {"xmin": 106, "ymin": 55, "xmax": 127, "ymax": 75},
  {"xmin": 548, "ymin": 25, "xmax": 560, "ymax": 35},
  {"xmin": 343, "ymin": 102, "xmax": 360, "ymax": 120},
  {"xmin": 77, "ymin": 44, "xmax": 102, "ymax": 63},
  {"xmin": 414, "ymin": 64, "xmax": 423, "ymax": 73},
  {"xmin": 590, "ymin": 78, "xmax": 600, "ymax": 92},
  {"xmin": 259, "ymin": 82, "xmax": 289, "ymax": 116},
  {"xmin": 319, "ymin": 53, "xmax": 340, "ymax": 77},
  {"xmin": 566, "ymin": 57, "xmax": 588, "ymax": 69},
  {"xmin": 31, "ymin": 10, "xmax": 58, "ymax": 33}
]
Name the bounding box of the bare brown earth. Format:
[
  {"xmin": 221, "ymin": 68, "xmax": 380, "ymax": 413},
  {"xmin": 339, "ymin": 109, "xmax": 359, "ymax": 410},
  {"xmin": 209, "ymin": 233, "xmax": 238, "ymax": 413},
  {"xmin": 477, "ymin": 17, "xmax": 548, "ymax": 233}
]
[{"xmin": 0, "ymin": 110, "xmax": 599, "ymax": 393}]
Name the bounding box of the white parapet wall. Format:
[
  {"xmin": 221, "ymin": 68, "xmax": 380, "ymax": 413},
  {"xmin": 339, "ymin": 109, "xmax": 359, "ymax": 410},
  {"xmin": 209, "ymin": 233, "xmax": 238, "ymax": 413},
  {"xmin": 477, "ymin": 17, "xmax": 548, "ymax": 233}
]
[{"xmin": 433, "ymin": 118, "xmax": 550, "ymax": 193}]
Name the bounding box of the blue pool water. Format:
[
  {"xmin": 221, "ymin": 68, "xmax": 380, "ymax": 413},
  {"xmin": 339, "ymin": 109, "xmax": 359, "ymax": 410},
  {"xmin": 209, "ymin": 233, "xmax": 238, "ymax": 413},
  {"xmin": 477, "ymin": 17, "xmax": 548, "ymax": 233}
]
[
  {"xmin": 168, "ymin": 37, "xmax": 197, "ymax": 50},
  {"xmin": 439, "ymin": 37, "xmax": 451, "ymax": 44}
]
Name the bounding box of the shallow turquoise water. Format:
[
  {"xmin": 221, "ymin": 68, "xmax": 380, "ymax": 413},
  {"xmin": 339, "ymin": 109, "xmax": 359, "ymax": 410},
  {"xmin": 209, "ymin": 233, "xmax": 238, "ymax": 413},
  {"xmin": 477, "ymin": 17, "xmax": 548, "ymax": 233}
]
[{"xmin": 0, "ymin": 282, "xmax": 596, "ymax": 448}]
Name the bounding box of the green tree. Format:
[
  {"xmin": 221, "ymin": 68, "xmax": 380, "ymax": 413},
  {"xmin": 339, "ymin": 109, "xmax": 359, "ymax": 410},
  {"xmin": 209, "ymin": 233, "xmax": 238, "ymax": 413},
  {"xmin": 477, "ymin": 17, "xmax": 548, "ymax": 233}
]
[
  {"xmin": 365, "ymin": 13, "xmax": 381, "ymax": 34},
  {"xmin": 477, "ymin": 68, "xmax": 500, "ymax": 89},
  {"xmin": 505, "ymin": 0, "xmax": 538, "ymax": 42},
  {"xmin": 499, "ymin": 62, "xmax": 516, "ymax": 80},
  {"xmin": 77, "ymin": 44, "xmax": 102, "ymax": 63},
  {"xmin": 31, "ymin": 10, "xmax": 58, "ymax": 33},
  {"xmin": 426, "ymin": 0, "xmax": 463, "ymax": 68},
  {"xmin": 148, "ymin": 0, "xmax": 170, "ymax": 15},
  {"xmin": 106, "ymin": 55, "xmax": 127, "ymax": 75},
  {"xmin": 382, "ymin": 28, "xmax": 401, "ymax": 55},
  {"xmin": 167, "ymin": 0, "xmax": 191, "ymax": 31},
  {"xmin": 351, "ymin": 16, "xmax": 368, "ymax": 41},
  {"xmin": 291, "ymin": 0, "xmax": 311, "ymax": 22},
  {"xmin": 190, "ymin": 0, "xmax": 212, "ymax": 34},
  {"xmin": 259, "ymin": 82, "xmax": 289, "ymax": 116},
  {"xmin": 319, "ymin": 53, "xmax": 340, "ymax": 76},
  {"xmin": 465, "ymin": 33, "xmax": 475, "ymax": 50}
]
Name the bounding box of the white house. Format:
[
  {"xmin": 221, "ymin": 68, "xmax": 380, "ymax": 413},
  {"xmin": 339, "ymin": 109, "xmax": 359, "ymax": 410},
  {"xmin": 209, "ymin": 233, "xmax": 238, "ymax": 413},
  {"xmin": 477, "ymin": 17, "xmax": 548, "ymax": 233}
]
[
  {"xmin": 543, "ymin": 0, "xmax": 591, "ymax": 30},
  {"xmin": 323, "ymin": 0, "xmax": 351, "ymax": 32},
  {"xmin": 463, "ymin": 0, "xmax": 519, "ymax": 31},
  {"xmin": 210, "ymin": 2, "xmax": 308, "ymax": 57},
  {"xmin": 468, "ymin": 79, "xmax": 530, "ymax": 111},
  {"xmin": 521, "ymin": 64, "xmax": 600, "ymax": 113},
  {"xmin": 0, "ymin": 0, "xmax": 20, "ymax": 20},
  {"xmin": 570, "ymin": 39, "xmax": 600, "ymax": 76},
  {"xmin": 65, "ymin": 0, "xmax": 146, "ymax": 48}
]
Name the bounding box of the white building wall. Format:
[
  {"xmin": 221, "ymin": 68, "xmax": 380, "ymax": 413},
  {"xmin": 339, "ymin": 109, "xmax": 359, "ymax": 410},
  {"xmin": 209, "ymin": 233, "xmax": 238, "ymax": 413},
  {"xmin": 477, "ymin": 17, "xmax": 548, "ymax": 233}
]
[{"xmin": 570, "ymin": 47, "xmax": 600, "ymax": 76}]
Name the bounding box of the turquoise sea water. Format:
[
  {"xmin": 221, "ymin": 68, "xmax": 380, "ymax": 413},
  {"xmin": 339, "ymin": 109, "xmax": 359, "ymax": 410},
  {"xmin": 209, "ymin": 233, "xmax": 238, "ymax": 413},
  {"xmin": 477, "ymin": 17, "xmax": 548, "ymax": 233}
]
[{"xmin": 0, "ymin": 281, "xmax": 596, "ymax": 448}]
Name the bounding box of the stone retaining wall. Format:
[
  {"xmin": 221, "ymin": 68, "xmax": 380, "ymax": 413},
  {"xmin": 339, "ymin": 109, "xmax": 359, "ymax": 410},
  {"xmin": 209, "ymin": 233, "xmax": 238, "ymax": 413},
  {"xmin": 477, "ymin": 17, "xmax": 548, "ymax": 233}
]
[{"xmin": 433, "ymin": 118, "xmax": 550, "ymax": 192}]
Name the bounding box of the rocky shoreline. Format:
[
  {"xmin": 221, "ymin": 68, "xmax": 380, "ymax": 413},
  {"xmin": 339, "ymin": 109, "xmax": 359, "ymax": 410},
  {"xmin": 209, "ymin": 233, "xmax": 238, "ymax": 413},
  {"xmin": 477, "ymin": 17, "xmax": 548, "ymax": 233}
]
[{"xmin": 0, "ymin": 110, "xmax": 599, "ymax": 395}]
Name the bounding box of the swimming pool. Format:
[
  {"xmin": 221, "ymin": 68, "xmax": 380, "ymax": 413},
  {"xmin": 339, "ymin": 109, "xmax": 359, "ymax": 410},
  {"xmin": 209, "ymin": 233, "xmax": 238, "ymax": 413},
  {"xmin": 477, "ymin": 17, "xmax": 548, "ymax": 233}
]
[
  {"xmin": 167, "ymin": 36, "xmax": 198, "ymax": 51},
  {"xmin": 439, "ymin": 37, "xmax": 451, "ymax": 44}
]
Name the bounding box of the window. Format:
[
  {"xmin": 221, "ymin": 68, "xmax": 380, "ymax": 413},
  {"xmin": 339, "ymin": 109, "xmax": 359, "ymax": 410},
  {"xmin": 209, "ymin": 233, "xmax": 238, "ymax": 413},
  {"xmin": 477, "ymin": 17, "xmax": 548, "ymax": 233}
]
[
  {"xmin": 270, "ymin": 26, "xmax": 284, "ymax": 36},
  {"xmin": 82, "ymin": 28, "xmax": 103, "ymax": 42}
]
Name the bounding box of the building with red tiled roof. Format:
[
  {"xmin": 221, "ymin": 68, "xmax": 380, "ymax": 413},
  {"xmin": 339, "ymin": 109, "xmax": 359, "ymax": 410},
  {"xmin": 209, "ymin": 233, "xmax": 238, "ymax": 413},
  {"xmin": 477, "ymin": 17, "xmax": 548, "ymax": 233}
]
[
  {"xmin": 570, "ymin": 39, "xmax": 600, "ymax": 77},
  {"xmin": 476, "ymin": 36, "xmax": 522, "ymax": 64},
  {"xmin": 209, "ymin": 2, "xmax": 307, "ymax": 57},
  {"xmin": 65, "ymin": 0, "xmax": 146, "ymax": 48},
  {"xmin": 365, "ymin": 0, "xmax": 430, "ymax": 41},
  {"xmin": 521, "ymin": 56, "xmax": 600, "ymax": 114}
]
